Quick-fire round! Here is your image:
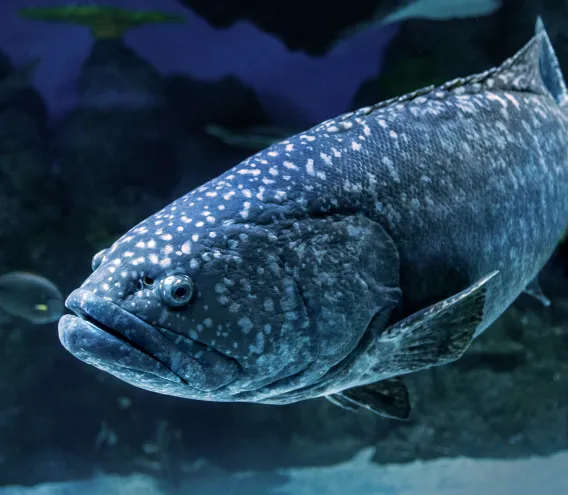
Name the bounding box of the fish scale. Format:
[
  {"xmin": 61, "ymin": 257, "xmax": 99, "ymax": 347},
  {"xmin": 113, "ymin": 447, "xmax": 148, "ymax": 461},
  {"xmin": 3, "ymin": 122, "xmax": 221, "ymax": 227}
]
[{"xmin": 59, "ymin": 19, "xmax": 568, "ymax": 418}]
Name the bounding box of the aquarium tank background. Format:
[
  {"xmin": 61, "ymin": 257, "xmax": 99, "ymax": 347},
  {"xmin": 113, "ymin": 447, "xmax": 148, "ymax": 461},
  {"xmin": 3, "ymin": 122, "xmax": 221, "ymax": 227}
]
[{"xmin": 0, "ymin": 0, "xmax": 568, "ymax": 493}]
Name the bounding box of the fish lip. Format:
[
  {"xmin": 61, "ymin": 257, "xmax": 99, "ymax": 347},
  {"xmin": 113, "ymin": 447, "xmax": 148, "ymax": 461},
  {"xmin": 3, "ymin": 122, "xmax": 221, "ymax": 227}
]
[
  {"xmin": 58, "ymin": 313, "xmax": 185, "ymax": 385},
  {"xmin": 61, "ymin": 289, "xmax": 214, "ymax": 391}
]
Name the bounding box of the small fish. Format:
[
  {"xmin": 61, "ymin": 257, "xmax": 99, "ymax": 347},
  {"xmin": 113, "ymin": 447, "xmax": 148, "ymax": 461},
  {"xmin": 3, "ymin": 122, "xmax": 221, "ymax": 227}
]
[
  {"xmin": 383, "ymin": 0, "xmax": 502, "ymax": 23},
  {"xmin": 59, "ymin": 19, "xmax": 568, "ymax": 420},
  {"xmin": 338, "ymin": 0, "xmax": 502, "ymax": 44},
  {"xmin": 205, "ymin": 124, "xmax": 299, "ymax": 150},
  {"xmin": 0, "ymin": 272, "xmax": 64, "ymax": 324}
]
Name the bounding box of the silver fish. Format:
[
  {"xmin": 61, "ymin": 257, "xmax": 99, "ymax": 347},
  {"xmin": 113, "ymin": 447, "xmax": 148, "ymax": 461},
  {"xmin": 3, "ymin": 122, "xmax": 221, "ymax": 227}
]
[
  {"xmin": 205, "ymin": 124, "xmax": 299, "ymax": 150},
  {"xmin": 0, "ymin": 272, "xmax": 64, "ymax": 324},
  {"xmin": 337, "ymin": 0, "xmax": 503, "ymax": 45},
  {"xmin": 59, "ymin": 19, "xmax": 568, "ymax": 420}
]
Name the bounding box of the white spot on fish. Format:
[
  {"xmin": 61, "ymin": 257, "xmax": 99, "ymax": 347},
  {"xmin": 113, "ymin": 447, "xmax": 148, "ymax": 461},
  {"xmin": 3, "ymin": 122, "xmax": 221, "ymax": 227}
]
[
  {"xmin": 263, "ymin": 298, "xmax": 274, "ymax": 312},
  {"xmin": 320, "ymin": 153, "xmax": 333, "ymax": 166},
  {"xmin": 238, "ymin": 316, "xmax": 253, "ymax": 334},
  {"xmin": 306, "ymin": 159, "xmax": 315, "ymax": 176},
  {"xmin": 283, "ymin": 161, "xmax": 298, "ymax": 170},
  {"xmin": 237, "ymin": 168, "xmax": 261, "ymax": 176}
]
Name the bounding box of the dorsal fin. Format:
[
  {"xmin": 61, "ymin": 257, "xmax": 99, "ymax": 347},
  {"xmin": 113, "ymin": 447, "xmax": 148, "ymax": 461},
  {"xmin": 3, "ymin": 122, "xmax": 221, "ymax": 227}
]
[
  {"xmin": 330, "ymin": 17, "xmax": 567, "ymax": 127},
  {"xmin": 535, "ymin": 17, "xmax": 568, "ymax": 106},
  {"xmin": 470, "ymin": 16, "xmax": 568, "ymax": 104}
]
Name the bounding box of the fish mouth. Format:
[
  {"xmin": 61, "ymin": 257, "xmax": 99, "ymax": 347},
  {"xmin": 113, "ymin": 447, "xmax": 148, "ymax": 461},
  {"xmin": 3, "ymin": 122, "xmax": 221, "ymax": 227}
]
[{"xmin": 59, "ymin": 289, "xmax": 239, "ymax": 393}]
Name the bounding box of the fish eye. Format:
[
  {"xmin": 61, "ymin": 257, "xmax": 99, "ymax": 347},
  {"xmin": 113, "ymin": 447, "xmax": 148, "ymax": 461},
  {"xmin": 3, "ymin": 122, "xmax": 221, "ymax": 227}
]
[
  {"xmin": 91, "ymin": 249, "xmax": 107, "ymax": 271},
  {"xmin": 159, "ymin": 275, "xmax": 194, "ymax": 307}
]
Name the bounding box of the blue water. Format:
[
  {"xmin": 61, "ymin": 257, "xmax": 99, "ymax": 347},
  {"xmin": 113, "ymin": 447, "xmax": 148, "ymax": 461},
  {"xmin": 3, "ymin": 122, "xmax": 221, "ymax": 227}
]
[{"xmin": 0, "ymin": 0, "xmax": 567, "ymax": 494}]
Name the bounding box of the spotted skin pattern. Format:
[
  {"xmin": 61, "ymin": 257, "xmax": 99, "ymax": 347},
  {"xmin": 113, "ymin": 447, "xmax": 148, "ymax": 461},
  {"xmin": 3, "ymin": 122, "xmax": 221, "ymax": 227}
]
[{"xmin": 59, "ymin": 22, "xmax": 568, "ymax": 406}]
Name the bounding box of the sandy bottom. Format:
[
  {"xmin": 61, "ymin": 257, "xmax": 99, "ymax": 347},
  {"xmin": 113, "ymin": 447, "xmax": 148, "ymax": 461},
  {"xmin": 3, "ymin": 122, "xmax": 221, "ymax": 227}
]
[{"xmin": 2, "ymin": 448, "xmax": 567, "ymax": 495}]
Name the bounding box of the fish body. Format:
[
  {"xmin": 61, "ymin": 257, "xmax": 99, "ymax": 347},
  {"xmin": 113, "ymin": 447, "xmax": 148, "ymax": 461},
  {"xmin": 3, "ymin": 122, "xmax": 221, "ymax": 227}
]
[{"xmin": 59, "ymin": 20, "xmax": 568, "ymax": 417}]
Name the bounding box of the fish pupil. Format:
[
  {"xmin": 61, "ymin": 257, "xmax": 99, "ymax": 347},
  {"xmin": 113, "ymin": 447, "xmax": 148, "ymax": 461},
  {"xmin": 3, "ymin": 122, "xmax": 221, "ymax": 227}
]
[{"xmin": 173, "ymin": 287, "xmax": 187, "ymax": 299}]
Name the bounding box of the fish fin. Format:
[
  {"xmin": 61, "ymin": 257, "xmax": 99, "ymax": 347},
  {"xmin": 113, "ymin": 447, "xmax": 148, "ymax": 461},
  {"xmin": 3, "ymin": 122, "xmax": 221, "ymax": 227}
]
[
  {"xmin": 478, "ymin": 16, "xmax": 568, "ymax": 102},
  {"xmin": 535, "ymin": 17, "xmax": 568, "ymax": 106},
  {"xmin": 414, "ymin": 16, "xmax": 565, "ymax": 105},
  {"xmin": 332, "ymin": 377, "xmax": 411, "ymax": 421},
  {"xmin": 523, "ymin": 276, "xmax": 551, "ymax": 307},
  {"xmin": 375, "ymin": 271, "xmax": 498, "ymax": 373},
  {"xmin": 324, "ymin": 393, "xmax": 359, "ymax": 412}
]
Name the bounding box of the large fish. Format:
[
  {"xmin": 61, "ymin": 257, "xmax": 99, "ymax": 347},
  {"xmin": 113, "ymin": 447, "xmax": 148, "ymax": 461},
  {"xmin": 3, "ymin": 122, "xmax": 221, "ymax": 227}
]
[{"xmin": 59, "ymin": 19, "xmax": 568, "ymax": 420}]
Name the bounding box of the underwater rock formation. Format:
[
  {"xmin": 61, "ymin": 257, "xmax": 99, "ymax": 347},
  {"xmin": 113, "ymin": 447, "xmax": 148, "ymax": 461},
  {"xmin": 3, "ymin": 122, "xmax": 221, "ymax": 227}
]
[
  {"xmin": 56, "ymin": 37, "xmax": 266, "ymax": 253},
  {"xmin": 0, "ymin": 51, "xmax": 61, "ymax": 269},
  {"xmin": 177, "ymin": 0, "xmax": 384, "ymax": 55},
  {"xmin": 55, "ymin": 37, "xmax": 181, "ymax": 251}
]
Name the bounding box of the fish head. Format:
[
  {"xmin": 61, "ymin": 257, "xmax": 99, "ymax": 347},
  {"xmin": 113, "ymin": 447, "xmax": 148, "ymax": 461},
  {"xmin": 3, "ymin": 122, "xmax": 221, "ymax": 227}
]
[{"xmin": 58, "ymin": 199, "xmax": 318, "ymax": 401}]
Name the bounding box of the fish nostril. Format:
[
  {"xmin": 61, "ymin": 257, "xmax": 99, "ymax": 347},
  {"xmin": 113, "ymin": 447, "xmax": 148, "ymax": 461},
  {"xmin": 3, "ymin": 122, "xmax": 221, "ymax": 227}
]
[{"xmin": 136, "ymin": 276, "xmax": 155, "ymax": 292}]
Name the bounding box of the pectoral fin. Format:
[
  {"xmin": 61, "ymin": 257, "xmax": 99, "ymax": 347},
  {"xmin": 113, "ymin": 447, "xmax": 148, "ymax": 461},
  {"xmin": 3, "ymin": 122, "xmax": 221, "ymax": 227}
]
[
  {"xmin": 326, "ymin": 377, "xmax": 411, "ymax": 420},
  {"xmin": 374, "ymin": 271, "xmax": 498, "ymax": 375},
  {"xmin": 325, "ymin": 393, "xmax": 359, "ymax": 412}
]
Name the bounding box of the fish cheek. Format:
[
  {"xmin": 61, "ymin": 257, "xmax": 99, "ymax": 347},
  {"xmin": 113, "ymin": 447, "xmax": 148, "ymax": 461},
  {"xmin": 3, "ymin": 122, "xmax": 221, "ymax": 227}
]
[{"xmin": 277, "ymin": 214, "xmax": 402, "ymax": 376}]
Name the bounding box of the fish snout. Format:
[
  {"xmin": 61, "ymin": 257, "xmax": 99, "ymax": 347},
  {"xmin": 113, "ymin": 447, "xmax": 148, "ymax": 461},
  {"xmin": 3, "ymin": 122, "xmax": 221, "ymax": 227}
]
[{"xmin": 60, "ymin": 289, "xmax": 239, "ymax": 394}]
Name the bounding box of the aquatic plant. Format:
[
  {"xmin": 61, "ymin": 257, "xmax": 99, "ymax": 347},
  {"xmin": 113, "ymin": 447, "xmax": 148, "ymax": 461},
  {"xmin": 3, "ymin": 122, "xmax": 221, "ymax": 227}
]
[{"xmin": 19, "ymin": 5, "xmax": 185, "ymax": 40}]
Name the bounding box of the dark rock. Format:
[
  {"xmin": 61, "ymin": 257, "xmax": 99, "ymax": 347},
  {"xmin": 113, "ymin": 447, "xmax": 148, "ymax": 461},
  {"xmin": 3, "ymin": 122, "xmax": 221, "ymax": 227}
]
[
  {"xmin": 79, "ymin": 39, "xmax": 166, "ymax": 111},
  {"xmin": 176, "ymin": 0, "xmax": 401, "ymax": 55},
  {"xmin": 0, "ymin": 51, "xmax": 65, "ymax": 272},
  {"xmin": 0, "ymin": 52, "xmax": 11, "ymax": 80},
  {"xmin": 164, "ymin": 74, "xmax": 267, "ymax": 131},
  {"xmin": 56, "ymin": 38, "xmax": 184, "ymax": 248}
]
